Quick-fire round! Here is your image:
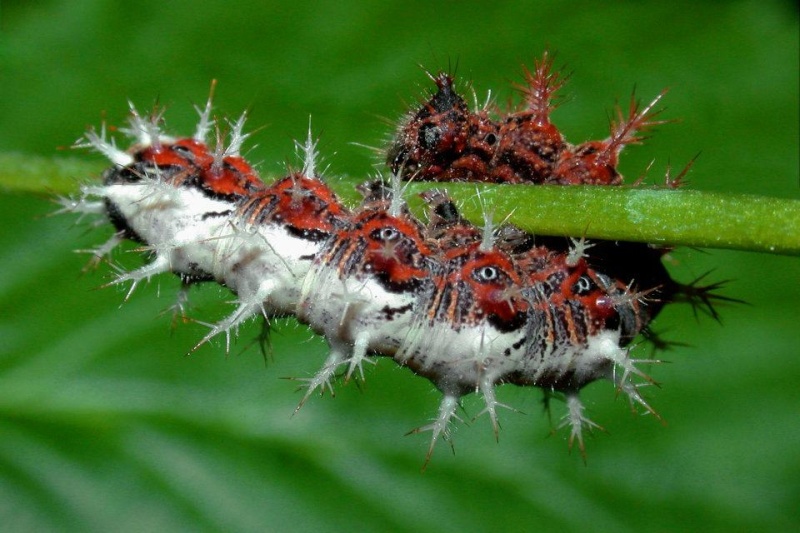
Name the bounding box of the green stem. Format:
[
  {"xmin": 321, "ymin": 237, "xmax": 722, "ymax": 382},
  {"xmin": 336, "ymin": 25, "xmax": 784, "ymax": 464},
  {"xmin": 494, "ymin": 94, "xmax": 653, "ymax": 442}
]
[
  {"xmin": 3, "ymin": 153, "xmax": 798, "ymax": 256},
  {"xmin": 403, "ymin": 182, "xmax": 800, "ymax": 256},
  {"xmin": 0, "ymin": 152, "xmax": 103, "ymax": 196}
]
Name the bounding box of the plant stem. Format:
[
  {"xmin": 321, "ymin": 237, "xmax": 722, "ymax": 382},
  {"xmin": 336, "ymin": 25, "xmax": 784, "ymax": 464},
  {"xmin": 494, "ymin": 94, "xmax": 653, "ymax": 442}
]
[
  {"xmin": 403, "ymin": 182, "xmax": 800, "ymax": 256},
  {"xmin": 3, "ymin": 153, "xmax": 798, "ymax": 256}
]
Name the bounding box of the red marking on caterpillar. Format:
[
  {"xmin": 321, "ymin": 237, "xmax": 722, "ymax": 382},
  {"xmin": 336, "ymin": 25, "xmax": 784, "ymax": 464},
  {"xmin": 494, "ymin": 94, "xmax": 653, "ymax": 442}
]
[
  {"xmin": 389, "ymin": 51, "xmax": 667, "ymax": 186},
  {"xmin": 61, "ymin": 55, "xmax": 727, "ymax": 468}
]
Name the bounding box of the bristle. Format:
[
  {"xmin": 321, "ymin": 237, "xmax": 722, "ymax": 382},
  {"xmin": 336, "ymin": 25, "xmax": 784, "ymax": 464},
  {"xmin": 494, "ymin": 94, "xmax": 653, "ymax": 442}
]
[
  {"xmin": 226, "ymin": 112, "xmax": 250, "ymax": 157},
  {"xmin": 294, "ymin": 349, "xmax": 343, "ymax": 413},
  {"xmin": 122, "ymin": 101, "xmax": 166, "ymax": 148},
  {"xmin": 605, "ymin": 347, "xmax": 663, "ymax": 422},
  {"xmin": 471, "ymin": 86, "xmax": 494, "ymax": 113},
  {"xmin": 194, "ymin": 79, "xmax": 216, "ymax": 143},
  {"xmin": 673, "ymin": 273, "xmax": 743, "ymax": 322},
  {"xmin": 164, "ymin": 282, "xmax": 192, "ymax": 330},
  {"xmin": 566, "ymin": 237, "xmax": 594, "ymax": 267},
  {"xmin": 388, "ymin": 170, "xmax": 406, "ymax": 217},
  {"xmin": 409, "ymin": 394, "xmax": 460, "ymax": 471},
  {"xmin": 606, "ymin": 89, "xmax": 669, "ymax": 157},
  {"xmin": 520, "ymin": 50, "xmax": 568, "ymax": 123},
  {"xmin": 106, "ymin": 254, "xmax": 172, "ymax": 301},
  {"xmin": 54, "ymin": 191, "xmax": 107, "ymax": 217},
  {"xmin": 210, "ymin": 126, "xmax": 226, "ymax": 174},
  {"xmin": 297, "ymin": 117, "xmax": 320, "ymax": 178},
  {"xmin": 664, "ymin": 154, "xmax": 699, "ymax": 189},
  {"xmin": 194, "ymin": 280, "xmax": 273, "ymax": 353},
  {"xmin": 74, "ymin": 232, "xmax": 124, "ymax": 271},
  {"xmin": 559, "ymin": 392, "xmax": 604, "ymax": 459},
  {"xmin": 475, "ymin": 379, "xmax": 516, "ymax": 441},
  {"xmin": 76, "ymin": 123, "xmax": 134, "ymax": 166},
  {"xmin": 479, "ymin": 206, "xmax": 496, "ymax": 252},
  {"xmin": 344, "ymin": 332, "xmax": 376, "ymax": 382}
]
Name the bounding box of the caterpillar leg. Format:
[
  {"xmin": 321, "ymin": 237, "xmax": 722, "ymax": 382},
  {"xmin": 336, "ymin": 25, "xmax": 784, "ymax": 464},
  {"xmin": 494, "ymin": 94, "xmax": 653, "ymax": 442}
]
[
  {"xmin": 193, "ymin": 300, "xmax": 261, "ymax": 353},
  {"xmin": 294, "ymin": 341, "xmax": 349, "ymax": 413},
  {"xmin": 54, "ymin": 194, "xmax": 107, "ymax": 219},
  {"xmin": 193, "ymin": 280, "xmax": 278, "ymax": 353},
  {"xmin": 558, "ymin": 391, "xmax": 604, "ymax": 459},
  {"xmin": 607, "ymin": 348, "xmax": 663, "ymax": 421},
  {"xmin": 408, "ymin": 394, "xmax": 460, "ymax": 470},
  {"xmin": 105, "ymin": 254, "xmax": 172, "ymax": 300},
  {"xmin": 75, "ymin": 232, "xmax": 125, "ymax": 271},
  {"xmin": 344, "ymin": 331, "xmax": 376, "ymax": 382},
  {"xmin": 475, "ymin": 378, "xmax": 517, "ymax": 441},
  {"xmin": 158, "ymin": 281, "xmax": 192, "ymax": 330}
]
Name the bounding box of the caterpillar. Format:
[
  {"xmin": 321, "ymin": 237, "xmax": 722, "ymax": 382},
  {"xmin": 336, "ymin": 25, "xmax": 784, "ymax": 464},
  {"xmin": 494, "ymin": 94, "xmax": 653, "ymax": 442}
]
[{"xmin": 61, "ymin": 53, "xmax": 721, "ymax": 465}]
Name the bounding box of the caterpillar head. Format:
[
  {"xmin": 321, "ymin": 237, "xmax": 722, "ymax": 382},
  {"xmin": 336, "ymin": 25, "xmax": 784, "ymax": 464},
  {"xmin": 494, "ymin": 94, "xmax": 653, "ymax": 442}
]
[{"xmin": 387, "ymin": 72, "xmax": 472, "ymax": 180}]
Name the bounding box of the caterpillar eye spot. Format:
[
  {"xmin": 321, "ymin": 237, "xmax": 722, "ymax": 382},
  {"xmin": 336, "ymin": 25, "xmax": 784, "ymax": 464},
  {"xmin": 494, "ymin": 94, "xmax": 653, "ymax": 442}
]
[
  {"xmin": 475, "ymin": 265, "xmax": 500, "ymax": 283},
  {"xmin": 572, "ymin": 275, "xmax": 595, "ymax": 295},
  {"xmin": 372, "ymin": 227, "xmax": 399, "ymax": 242},
  {"xmin": 171, "ymin": 144, "xmax": 193, "ymax": 158}
]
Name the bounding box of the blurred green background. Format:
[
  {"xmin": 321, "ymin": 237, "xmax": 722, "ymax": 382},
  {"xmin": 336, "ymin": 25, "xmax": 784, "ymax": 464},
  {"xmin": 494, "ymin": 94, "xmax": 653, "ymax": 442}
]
[{"xmin": 1, "ymin": 1, "xmax": 798, "ymax": 531}]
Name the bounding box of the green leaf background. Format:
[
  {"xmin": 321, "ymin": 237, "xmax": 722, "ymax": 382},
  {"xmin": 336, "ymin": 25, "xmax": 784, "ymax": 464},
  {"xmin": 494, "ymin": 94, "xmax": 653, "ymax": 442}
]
[{"xmin": 1, "ymin": 1, "xmax": 798, "ymax": 530}]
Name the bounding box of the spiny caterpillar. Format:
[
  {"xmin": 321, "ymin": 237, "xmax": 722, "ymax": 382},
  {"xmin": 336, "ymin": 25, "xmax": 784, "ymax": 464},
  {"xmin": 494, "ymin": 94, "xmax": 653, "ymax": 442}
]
[{"xmin": 60, "ymin": 53, "xmax": 722, "ymax": 466}]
